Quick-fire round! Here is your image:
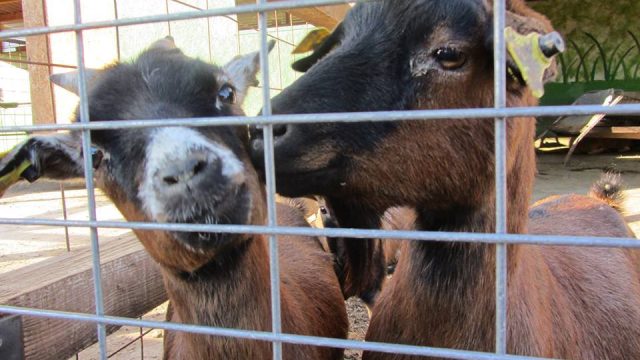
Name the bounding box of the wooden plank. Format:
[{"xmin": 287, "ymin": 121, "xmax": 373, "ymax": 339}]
[
  {"xmin": 21, "ymin": 0, "xmax": 55, "ymax": 125},
  {"xmin": 611, "ymin": 126, "xmax": 640, "ymax": 134},
  {"xmin": 0, "ymin": 233, "xmax": 167, "ymax": 360},
  {"xmin": 587, "ymin": 127, "xmax": 640, "ymax": 140},
  {"xmin": 269, "ymin": 0, "xmax": 350, "ymax": 29}
]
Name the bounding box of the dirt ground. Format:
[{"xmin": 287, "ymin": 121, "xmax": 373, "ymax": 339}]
[{"xmin": 0, "ymin": 151, "xmax": 638, "ymax": 359}]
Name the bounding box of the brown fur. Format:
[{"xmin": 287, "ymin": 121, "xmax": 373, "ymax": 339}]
[
  {"xmin": 367, "ymin": 190, "xmax": 639, "ymax": 359},
  {"xmin": 1, "ymin": 38, "xmax": 349, "ymax": 359},
  {"xmin": 96, "ymin": 151, "xmax": 348, "ymax": 360},
  {"xmin": 361, "ymin": 4, "xmax": 640, "ymax": 358},
  {"xmin": 380, "ymin": 207, "xmax": 415, "ymax": 273},
  {"xmin": 246, "ymin": 0, "xmax": 640, "ymax": 356}
]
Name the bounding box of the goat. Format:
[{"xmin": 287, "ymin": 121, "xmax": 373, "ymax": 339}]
[
  {"xmin": 249, "ymin": 0, "xmax": 640, "ymax": 358},
  {"xmin": 0, "ymin": 37, "xmax": 348, "ymax": 359}
]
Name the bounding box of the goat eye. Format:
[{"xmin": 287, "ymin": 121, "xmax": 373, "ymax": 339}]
[
  {"xmin": 218, "ymin": 84, "xmax": 235, "ymax": 104},
  {"xmin": 433, "ymin": 47, "xmax": 466, "ymax": 70}
]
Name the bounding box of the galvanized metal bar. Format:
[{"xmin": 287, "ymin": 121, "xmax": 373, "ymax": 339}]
[
  {"xmin": 493, "ymin": 0, "xmax": 508, "ymax": 355},
  {"xmin": 256, "ymin": 1, "xmax": 283, "ymax": 359},
  {"xmin": 0, "ymin": 305, "xmax": 556, "ymax": 360},
  {"xmin": 0, "ymin": 0, "xmax": 637, "ymax": 359},
  {"xmin": 0, "ymin": 0, "xmax": 358, "ymax": 40},
  {"xmin": 0, "ymin": 217, "xmax": 638, "ymax": 248},
  {"xmin": 1, "ymin": 103, "xmax": 640, "ymax": 133},
  {"xmin": 73, "ymin": 1, "xmax": 107, "ymax": 359},
  {"xmin": 60, "ymin": 183, "xmax": 72, "ymax": 252}
]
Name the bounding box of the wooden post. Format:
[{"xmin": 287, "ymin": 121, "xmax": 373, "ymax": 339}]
[
  {"xmin": 22, "ymin": 0, "xmax": 55, "ymax": 125},
  {"xmin": 0, "ymin": 233, "xmax": 167, "ymax": 360}
]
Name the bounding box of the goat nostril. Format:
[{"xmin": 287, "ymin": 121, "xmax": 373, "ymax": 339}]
[
  {"xmin": 273, "ymin": 124, "xmax": 287, "ymax": 138},
  {"xmin": 193, "ymin": 160, "xmax": 207, "ymax": 176},
  {"xmin": 163, "ymin": 175, "xmax": 179, "ymax": 185}
]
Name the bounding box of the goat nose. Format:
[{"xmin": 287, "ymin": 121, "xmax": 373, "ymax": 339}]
[{"xmin": 158, "ymin": 152, "xmax": 220, "ymax": 187}]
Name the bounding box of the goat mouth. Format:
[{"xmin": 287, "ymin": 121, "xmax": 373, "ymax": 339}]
[{"xmin": 167, "ymin": 184, "xmax": 251, "ymax": 251}]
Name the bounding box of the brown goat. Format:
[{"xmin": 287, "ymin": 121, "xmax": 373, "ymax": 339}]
[
  {"xmin": 248, "ymin": 0, "xmax": 640, "ymax": 358},
  {"xmin": 0, "ymin": 38, "xmax": 348, "ymax": 359},
  {"xmin": 368, "ymin": 176, "xmax": 638, "ymax": 359}
]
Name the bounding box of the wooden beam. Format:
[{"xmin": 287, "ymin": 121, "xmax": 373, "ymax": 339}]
[
  {"xmin": 270, "ymin": 0, "xmax": 351, "ymax": 29},
  {"xmin": 587, "ymin": 127, "xmax": 640, "ymax": 140},
  {"xmin": 21, "ymin": 0, "xmax": 54, "ymax": 125},
  {"xmin": 611, "ymin": 126, "xmax": 640, "ymax": 134},
  {"xmin": 0, "ymin": 233, "xmax": 167, "ymax": 360},
  {"xmin": 0, "ymin": 10, "xmax": 21, "ymax": 22}
]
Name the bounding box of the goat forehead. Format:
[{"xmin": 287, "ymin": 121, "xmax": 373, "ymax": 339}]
[
  {"xmin": 346, "ymin": 0, "xmax": 486, "ymax": 39},
  {"xmin": 84, "ymin": 65, "xmax": 223, "ymax": 123}
]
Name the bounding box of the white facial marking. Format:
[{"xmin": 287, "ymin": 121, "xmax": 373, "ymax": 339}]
[{"xmin": 138, "ymin": 127, "xmax": 244, "ymax": 221}]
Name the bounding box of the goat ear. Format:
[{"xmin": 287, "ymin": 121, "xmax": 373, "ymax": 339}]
[
  {"xmin": 0, "ymin": 134, "xmax": 89, "ymax": 197},
  {"xmin": 148, "ymin": 36, "xmax": 178, "ymax": 51},
  {"xmin": 50, "ymin": 69, "xmax": 104, "ymax": 95},
  {"xmin": 291, "ymin": 23, "xmax": 343, "ymax": 73},
  {"xmin": 292, "ymin": 28, "xmax": 331, "ymax": 54},
  {"xmin": 223, "ymin": 40, "xmax": 276, "ymax": 105},
  {"xmin": 504, "ymin": 28, "xmax": 564, "ymax": 98}
]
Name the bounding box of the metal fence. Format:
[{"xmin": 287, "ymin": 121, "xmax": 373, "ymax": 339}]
[{"xmin": 0, "ymin": 0, "xmax": 638, "ymax": 360}]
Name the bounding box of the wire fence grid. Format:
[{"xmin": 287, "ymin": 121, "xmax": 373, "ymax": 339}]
[{"xmin": 0, "ymin": 0, "xmax": 638, "ymax": 360}]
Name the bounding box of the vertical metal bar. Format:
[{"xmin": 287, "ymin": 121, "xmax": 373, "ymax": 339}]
[
  {"xmin": 493, "ymin": 0, "xmax": 508, "ymax": 355},
  {"xmin": 236, "ymin": 15, "xmax": 241, "ymax": 56},
  {"xmin": 274, "ymin": 10, "xmax": 284, "ymax": 91},
  {"xmin": 73, "ymin": 1, "xmax": 107, "ymax": 359},
  {"xmin": 205, "ymin": 0, "xmax": 213, "ymax": 62},
  {"xmin": 59, "ymin": 182, "xmax": 71, "ymax": 252},
  {"xmin": 165, "ymin": 0, "xmax": 172, "ymax": 36},
  {"xmin": 139, "ymin": 318, "xmax": 145, "ymax": 360},
  {"xmin": 113, "ymin": 0, "xmax": 121, "ymax": 60},
  {"xmin": 257, "ymin": 1, "xmax": 282, "ymax": 359}
]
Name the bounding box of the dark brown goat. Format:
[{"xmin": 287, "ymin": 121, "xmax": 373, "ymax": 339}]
[
  {"xmin": 369, "ymin": 177, "xmax": 638, "ymax": 359},
  {"xmin": 249, "ymin": 0, "xmax": 640, "ymax": 358},
  {"xmin": 0, "ymin": 38, "xmax": 348, "ymax": 359}
]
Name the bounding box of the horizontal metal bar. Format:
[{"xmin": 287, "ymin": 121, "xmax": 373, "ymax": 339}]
[
  {"xmin": 0, "ymin": 0, "xmax": 356, "ymax": 40},
  {"xmin": 2, "ymin": 104, "xmax": 640, "ymax": 133},
  {"xmin": 0, "ymin": 217, "xmax": 637, "ymax": 248},
  {"xmin": 0, "ymin": 305, "xmax": 551, "ymax": 360}
]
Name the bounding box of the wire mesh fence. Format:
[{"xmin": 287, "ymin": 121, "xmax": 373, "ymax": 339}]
[{"xmin": 0, "ymin": 0, "xmax": 638, "ymax": 360}]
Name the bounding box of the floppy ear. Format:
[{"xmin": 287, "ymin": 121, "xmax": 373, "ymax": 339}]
[
  {"xmin": 291, "ymin": 22, "xmax": 344, "ymax": 73},
  {"xmin": 50, "ymin": 69, "xmax": 104, "ymax": 95},
  {"xmin": 0, "ymin": 133, "xmax": 97, "ymax": 197},
  {"xmin": 223, "ymin": 40, "xmax": 276, "ymax": 106}
]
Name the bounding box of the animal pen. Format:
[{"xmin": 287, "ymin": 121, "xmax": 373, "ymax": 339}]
[{"xmin": 0, "ymin": 0, "xmax": 638, "ymax": 359}]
